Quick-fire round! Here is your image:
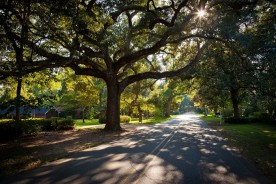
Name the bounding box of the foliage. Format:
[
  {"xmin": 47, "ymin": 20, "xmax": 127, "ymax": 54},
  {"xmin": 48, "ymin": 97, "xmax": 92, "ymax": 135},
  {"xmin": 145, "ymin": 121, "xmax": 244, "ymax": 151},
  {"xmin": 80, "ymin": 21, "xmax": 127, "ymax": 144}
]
[
  {"xmin": 192, "ymin": 1, "xmax": 275, "ymax": 119},
  {"xmin": 0, "ymin": 120, "xmax": 22, "ymax": 140},
  {"xmin": 46, "ymin": 117, "xmax": 74, "ymax": 131},
  {"xmin": 0, "ymin": 72, "xmax": 60, "ymax": 112},
  {"xmin": 120, "ymin": 116, "xmax": 131, "ymax": 124},
  {"xmin": 0, "ymin": 118, "xmax": 74, "ymax": 140},
  {"xmin": 250, "ymin": 112, "xmax": 275, "ymax": 123},
  {"xmin": 224, "ymin": 117, "xmax": 251, "ymax": 124},
  {"xmin": 199, "ymin": 114, "xmax": 221, "ymax": 124},
  {"xmin": 0, "ymin": 0, "xmax": 274, "ymax": 130},
  {"xmin": 57, "ymin": 69, "xmax": 99, "ymax": 119},
  {"xmin": 99, "ymin": 114, "xmax": 106, "ymax": 124}
]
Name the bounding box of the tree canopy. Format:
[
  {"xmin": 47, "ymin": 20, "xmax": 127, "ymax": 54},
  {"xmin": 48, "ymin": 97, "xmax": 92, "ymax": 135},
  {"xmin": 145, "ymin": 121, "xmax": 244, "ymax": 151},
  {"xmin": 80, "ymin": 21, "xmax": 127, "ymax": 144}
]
[{"xmin": 0, "ymin": 0, "xmax": 274, "ymax": 130}]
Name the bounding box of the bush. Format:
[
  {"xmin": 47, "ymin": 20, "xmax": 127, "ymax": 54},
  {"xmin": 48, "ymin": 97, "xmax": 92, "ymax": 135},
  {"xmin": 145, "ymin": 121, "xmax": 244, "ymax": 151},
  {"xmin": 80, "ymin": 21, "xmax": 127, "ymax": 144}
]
[
  {"xmin": 0, "ymin": 118, "xmax": 74, "ymax": 140},
  {"xmin": 20, "ymin": 120, "xmax": 42, "ymax": 135},
  {"xmin": 99, "ymin": 114, "xmax": 106, "ymax": 124},
  {"xmin": 42, "ymin": 117, "xmax": 74, "ymax": 130},
  {"xmin": 40, "ymin": 119, "xmax": 56, "ymax": 131},
  {"xmin": 250, "ymin": 112, "xmax": 274, "ymax": 123},
  {"xmin": 120, "ymin": 115, "xmax": 131, "ymax": 123},
  {"xmin": 0, "ymin": 120, "xmax": 22, "ymax": 140},
  {"xmin": 224, "ymin": 117, "xmax": 250, "ymax": 124},
  {"xmin": 221, "ymin": 109, "xmax": 233, "ymax": 118},
  {"xmin": 56, "ymin": 118, "xmax": 74, "ymax": 130}
]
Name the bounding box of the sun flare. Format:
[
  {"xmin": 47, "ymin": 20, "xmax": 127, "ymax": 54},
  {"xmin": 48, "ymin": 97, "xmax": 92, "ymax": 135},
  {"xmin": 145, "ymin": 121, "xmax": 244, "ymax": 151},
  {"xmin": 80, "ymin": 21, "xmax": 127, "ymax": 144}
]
[{"xmin": 197, "ymin": 9, "xmax": 206, "ymax": 18}]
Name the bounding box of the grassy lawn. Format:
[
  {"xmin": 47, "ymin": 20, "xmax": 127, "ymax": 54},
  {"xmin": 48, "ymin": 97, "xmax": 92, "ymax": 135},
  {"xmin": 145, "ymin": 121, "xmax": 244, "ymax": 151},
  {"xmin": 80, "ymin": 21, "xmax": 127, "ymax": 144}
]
[
  {"xmin": 74, "ymin": 119, "xmax": 101, "ymax": 129},
  {"xmin": 74, "ymin": 119, "xmax": 100, "ymax": 126},
  {"xmin": 200, "ymin": 114, "xmax": 222, "ymax": 125},
  {"xmin": 74, "ymin": 116, "xmax": 173, "ymax": 129},
  {"xmin": 199, "ymin": 114, "xmax": 276, "ymax": 182},
  {"xmin": 130, "ymin": 116, "xmax": 173, "ymax": 124}
]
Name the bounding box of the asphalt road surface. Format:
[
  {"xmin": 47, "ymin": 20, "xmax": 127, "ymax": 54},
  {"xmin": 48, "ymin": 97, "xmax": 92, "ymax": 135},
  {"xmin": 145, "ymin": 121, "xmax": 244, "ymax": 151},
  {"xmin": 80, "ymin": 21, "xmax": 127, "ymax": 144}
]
[{"xmin": 2, "ymin": 113, "xmax": 273, "ymax": 184}]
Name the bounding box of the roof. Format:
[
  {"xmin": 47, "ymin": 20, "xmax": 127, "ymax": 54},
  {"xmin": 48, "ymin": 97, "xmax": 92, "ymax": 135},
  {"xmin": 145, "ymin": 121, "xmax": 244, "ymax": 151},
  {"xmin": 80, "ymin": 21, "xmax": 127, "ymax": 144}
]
[{"xmin": 0, "ymin": 107, "xmax": 49, "ymax": 115}]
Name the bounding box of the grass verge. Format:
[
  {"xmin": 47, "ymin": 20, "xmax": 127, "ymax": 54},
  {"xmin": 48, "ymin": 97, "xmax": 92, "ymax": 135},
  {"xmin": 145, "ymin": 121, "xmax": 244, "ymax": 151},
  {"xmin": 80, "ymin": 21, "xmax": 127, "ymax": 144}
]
[
  {"xmin": 199, "ymin": 114, "xmax": 276, "ymax": 183},
  {"xmin": 130, "ymin": 116, "xmax": 173, "ymax": 124},
  {"xmin": 74, "ymin": 119, "xmax": 100, "ymax": 129},
  {"xmin": 74, "ymin": 116, "xmax": 173, "ymax": 129}
]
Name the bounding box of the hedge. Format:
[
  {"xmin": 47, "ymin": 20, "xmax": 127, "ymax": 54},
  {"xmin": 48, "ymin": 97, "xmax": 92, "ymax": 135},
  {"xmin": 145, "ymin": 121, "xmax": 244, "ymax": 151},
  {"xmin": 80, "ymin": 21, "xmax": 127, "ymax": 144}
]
[
  {"xmin": 0, "ymin": 118, "xmax": 74, "ymax": 140},
  {"xmin": 120, "ymin": 115, "xmax": 131, "ymax": 123}
]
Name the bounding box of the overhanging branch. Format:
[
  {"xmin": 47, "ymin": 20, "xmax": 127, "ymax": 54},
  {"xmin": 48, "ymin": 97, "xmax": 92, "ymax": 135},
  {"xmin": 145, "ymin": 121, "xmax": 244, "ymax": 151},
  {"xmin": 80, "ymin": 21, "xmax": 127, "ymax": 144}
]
[{"xmin": 119, "ymin": 41, "xmax": 209, "ymax": 92}]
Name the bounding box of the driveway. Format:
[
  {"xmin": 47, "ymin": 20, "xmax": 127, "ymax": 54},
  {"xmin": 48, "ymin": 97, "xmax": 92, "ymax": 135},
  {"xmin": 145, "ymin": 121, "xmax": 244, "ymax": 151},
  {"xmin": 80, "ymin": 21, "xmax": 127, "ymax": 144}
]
[{"xmin": 2, "ymin": 113, "xmax": 272, "ymax": 184}]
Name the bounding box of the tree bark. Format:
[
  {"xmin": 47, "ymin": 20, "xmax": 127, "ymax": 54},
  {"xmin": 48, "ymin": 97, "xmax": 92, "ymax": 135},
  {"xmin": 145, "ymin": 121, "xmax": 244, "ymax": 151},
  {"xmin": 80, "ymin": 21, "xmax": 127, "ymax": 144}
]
[
  {"xmin": 82, "ymin": 107, "xmax": 85, "ymax": 123},
  {"xmin": 230, "ymin": 87, "xmax": 240, "ymax": 118},
  {"xmin": 138, "ymin": 104, "xmax": 143, "ymax": 123},
  {"xmin": 15, "ymin": 77, "xmax": 22, "ymax": 122},
  {"xmin": 164, "ymin": 95, "xmax": 173, "ymax": 117},
  {"xmin": 104, "ymin": 78, "xmax": 122, "ymax": 131}
]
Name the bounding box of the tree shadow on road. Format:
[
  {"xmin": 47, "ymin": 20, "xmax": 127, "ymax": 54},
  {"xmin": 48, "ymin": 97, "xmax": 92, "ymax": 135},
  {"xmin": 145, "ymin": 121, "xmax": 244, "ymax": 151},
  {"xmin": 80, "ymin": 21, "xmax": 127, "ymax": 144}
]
[{"xmin": 2, "ymin": 115, "xmax": 273, "ymax": 184}]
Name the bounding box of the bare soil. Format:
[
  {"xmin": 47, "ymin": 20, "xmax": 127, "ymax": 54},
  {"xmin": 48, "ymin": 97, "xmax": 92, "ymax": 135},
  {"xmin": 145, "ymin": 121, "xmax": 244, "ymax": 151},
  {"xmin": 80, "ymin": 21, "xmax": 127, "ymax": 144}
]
[{"xmin": 0, "ymin": 127, "xmax": 137, "ymax": 180}]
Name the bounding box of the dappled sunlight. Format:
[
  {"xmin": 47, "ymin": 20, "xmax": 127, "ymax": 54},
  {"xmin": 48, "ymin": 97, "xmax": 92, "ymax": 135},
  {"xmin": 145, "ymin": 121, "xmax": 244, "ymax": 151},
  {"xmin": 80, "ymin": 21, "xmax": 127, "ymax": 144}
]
[
  {"xmin": 2, "ymin": 113, "xmax": 271, "ymax": 184},
  {"xmin": 176, "ymin": 112, "xmax": 200, "ymax": 121}
]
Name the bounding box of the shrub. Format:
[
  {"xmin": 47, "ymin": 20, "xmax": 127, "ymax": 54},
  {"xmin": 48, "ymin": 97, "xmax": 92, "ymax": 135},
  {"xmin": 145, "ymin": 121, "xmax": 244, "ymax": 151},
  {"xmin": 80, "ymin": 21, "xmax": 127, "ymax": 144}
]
[
  {"xmin": 20, "ymin": 120, "xmax": 42, "ymax": 135},
  {"xmin": 250, "ymin": 112, "xmax": 274, "ymax": 123},
  {"xmin": 0, "ymin": 119, "xmax": 13, "ymax": 123},
  {"xmin": 40, "ymin": 119, "xmax": 55, "ymax": 131},
  {"xmin": 120, "ymin": 115, "xmax": 131, "ymax": 123},
  {"xmin": 99, "ymin": 114, "xmax": 106, "ymax": 124},
  {"xmin": 0, "ymin": 120, "xmax": 22, "ymax": 140},
  {"xmin": 56, "ymin": 118, "xmax": 74, "ymax": 130},
  {"xmin": 221, "ymin": 109, "xmax": 233, "ymax": 118},
  {"xmin": 0, "ymin": 118, "xmax": 74, "ymax": 140},
  {"xmin": 41, "ymin": 117, "xmax": 74, "ymax": 130},
  {"xmin": 224, "ymin": 117, "xmax": 250, "ymax": 124}
]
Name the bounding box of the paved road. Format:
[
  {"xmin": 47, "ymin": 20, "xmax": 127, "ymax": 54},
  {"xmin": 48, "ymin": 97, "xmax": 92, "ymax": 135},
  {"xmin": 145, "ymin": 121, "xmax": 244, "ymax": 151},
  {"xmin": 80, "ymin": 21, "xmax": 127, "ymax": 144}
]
[{"xmin": 2, "ymin": 113, "xmax": 273, "ymax": 184}]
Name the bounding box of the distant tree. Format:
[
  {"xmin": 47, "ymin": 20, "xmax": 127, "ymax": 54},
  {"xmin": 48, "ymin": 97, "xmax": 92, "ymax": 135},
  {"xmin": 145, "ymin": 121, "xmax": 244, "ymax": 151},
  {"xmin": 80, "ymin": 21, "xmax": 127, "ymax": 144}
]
[
  {"xmin": 58, "ymin": 69, "xmax": 99, "ymax": 122},
  {"xmin": 193, "ymin": 1, "xmax": 275, "ymax": 118}
]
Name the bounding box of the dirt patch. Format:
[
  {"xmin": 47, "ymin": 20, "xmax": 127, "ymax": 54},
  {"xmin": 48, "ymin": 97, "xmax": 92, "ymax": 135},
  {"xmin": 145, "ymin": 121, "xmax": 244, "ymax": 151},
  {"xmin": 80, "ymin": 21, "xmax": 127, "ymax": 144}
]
[{"xmin": 0, "ymin": 126, "xmax": 137, "ymax": 180}]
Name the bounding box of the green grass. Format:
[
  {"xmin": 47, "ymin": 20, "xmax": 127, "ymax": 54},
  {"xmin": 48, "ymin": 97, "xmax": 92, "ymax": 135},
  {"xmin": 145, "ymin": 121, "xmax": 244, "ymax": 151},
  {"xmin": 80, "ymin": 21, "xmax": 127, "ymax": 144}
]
[
  {"xmin": 199, "ymin": 114, "xmax": 221, "ymax": 123},
  {"xmin": 222, "ymin": 123, "xmax": 276, "ymax": 152},
  {"xmin": 74, "ymin": 119, "xmax": 100, "ymax": 129},
  {"xmin": 221, "ymin": 123, "xmax": 276, "ymax": 182},
  {"xmin": 74, "ymin": 116, "xmax": 173, "ymax": 129},
  {"xmin": 200, "ymin": 114, "xmax": 276, "ymax": 182},
  {"xmin": 130, "ymin": 116, "xmax": 173, "ymax": 124}
]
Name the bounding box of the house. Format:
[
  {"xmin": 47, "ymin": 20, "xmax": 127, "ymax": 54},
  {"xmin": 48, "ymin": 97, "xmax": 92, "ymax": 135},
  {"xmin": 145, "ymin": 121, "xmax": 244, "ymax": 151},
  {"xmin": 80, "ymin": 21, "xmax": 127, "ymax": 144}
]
[
  {"xmin": 30, "ymin": 108, "xmax": 48, "ymax": 118},
  {"xmin": 45, "ymin": 109, "xmax": 59, "ymax": 119},
  {"xmin": 0, "ymin": 107, "xmax": 59, "ymax": 119},
  {"xmin": 0, "ymin": 106, "xmax": 30, "ymax": 119}
]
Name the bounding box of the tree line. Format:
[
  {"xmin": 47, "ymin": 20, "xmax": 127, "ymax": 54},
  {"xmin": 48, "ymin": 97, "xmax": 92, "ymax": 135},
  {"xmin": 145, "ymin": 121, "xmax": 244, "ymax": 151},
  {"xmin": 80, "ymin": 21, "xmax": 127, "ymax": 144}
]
[{"xmin": 0, "ymin": 0, "xmax": 275, "ymax": 130}]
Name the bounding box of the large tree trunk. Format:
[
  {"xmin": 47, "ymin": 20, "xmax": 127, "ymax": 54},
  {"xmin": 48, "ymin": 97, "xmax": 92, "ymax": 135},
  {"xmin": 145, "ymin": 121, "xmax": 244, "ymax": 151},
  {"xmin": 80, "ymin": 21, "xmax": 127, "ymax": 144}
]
[
  {"xmin": 15, "ymin": 76, "xmax": 22, "ymax": 122},
  {"xmin": 104, "ymin": 79, "xmax": 122, "ymax": 131},
  {"xmin": 230, "ymin": 87, "xmax": 240, "ymax": 118}
]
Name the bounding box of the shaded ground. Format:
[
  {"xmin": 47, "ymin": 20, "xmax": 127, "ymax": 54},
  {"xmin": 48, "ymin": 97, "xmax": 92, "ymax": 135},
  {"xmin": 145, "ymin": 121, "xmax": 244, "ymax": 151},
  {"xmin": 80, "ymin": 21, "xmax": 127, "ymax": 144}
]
[
  {"xmin": 0, "ymin": 125, "xmax": 137, "ymax": 180},
  {"xmin": 206, "ymin": 121, "xmax": 276, "ymax": 183},
  {"xmin": 1, "ymin": 114, "xmax": 273, "ymax": 184}
]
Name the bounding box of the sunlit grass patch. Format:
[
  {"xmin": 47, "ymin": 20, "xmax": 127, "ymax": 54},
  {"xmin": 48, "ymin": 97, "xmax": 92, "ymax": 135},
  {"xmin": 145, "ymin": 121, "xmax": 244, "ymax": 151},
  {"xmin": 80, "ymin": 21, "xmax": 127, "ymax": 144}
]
[
  {"xmin": 74, "ymin": 119, "xmax": 100, "ymax": 129},
  {"xmin": 199, "ymin": 114, "xmax": 221, "ymax": 125},
  {"xmin": 130, "ymin": 116, "xmax": 173, "ymax": 124}
]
